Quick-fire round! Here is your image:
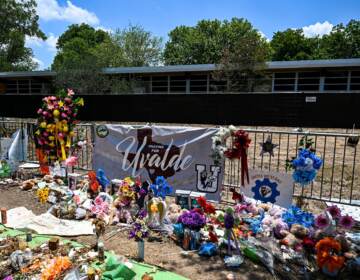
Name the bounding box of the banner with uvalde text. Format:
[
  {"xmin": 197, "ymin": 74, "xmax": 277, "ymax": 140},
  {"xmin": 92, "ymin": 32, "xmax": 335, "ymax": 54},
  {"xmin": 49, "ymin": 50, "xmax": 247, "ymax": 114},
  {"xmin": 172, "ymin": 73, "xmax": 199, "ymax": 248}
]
[{"xmin": 93, "ymin": 125, "xmax": 223, "ymax": 201}]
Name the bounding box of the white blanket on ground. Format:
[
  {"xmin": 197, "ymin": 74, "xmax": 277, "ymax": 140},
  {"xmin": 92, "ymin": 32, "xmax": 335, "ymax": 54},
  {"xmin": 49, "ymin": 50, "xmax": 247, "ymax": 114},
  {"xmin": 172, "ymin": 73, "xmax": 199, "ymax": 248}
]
[{"xmin": 5, "ymin": 207, "xmax": 94, "ymax": 236}]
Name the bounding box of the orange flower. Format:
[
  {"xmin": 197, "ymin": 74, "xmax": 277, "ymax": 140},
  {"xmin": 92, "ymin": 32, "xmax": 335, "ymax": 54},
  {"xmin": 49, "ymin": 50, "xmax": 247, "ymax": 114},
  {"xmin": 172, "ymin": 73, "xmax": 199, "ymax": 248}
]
[
  {"xmin": 315, "ymin": 237, "xmax": 345, "ymax": 273},
  {"xmin": 41, "ymin": 256, "xmax": 72, "ymax": 280}
]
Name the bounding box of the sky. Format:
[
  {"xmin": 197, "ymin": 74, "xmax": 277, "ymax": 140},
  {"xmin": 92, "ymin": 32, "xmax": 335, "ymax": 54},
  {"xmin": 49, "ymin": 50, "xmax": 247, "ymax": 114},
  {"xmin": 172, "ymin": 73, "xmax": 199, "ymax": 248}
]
[{"xmin": 26, "ymin": 0, "xmax": 360, "ymax": 70}]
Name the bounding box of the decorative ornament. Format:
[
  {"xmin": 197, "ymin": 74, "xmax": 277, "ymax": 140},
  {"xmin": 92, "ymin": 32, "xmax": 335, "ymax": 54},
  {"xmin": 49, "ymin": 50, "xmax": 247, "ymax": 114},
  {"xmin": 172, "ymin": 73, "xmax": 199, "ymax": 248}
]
[
  {"xmin": 251, "ymin": 178, "xmax": 280, "ymax": 204},
  {"xmin": 259, "ymin": 135, "xmax": 278, "ymax": 156}
]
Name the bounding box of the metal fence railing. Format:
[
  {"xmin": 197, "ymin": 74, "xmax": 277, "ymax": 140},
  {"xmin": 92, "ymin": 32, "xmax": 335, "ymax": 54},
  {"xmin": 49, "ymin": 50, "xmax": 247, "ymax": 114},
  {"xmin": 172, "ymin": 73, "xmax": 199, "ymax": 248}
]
[
  {"xmin": 222, "ymin": 129, "xmax": 360, "ymax": 206},
  {"xmin": 1, "ymin": 120, "xmax": 359, "ymax": 206}
]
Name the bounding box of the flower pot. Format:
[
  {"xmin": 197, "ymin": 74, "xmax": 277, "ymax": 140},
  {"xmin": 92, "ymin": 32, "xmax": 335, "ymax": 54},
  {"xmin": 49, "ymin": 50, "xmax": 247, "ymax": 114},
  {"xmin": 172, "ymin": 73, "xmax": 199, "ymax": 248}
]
[{"xmin": 137, "ymin": 240, "xmax": 145, "ymax": 261}]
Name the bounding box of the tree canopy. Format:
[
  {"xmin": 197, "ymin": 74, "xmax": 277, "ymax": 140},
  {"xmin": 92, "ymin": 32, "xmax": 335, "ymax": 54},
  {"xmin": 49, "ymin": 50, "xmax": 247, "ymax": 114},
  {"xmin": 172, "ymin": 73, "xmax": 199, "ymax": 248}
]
[
  {"xmin": 164, "ymin": 18, "xmax": 268, "ymax": 65},
  {"xmin": 93, "ymin": 24, "xmax": 163, "ymax": 67},
  {"xmin": 0, "ymin": 0, "xmax": 45, "ymax": 71}
]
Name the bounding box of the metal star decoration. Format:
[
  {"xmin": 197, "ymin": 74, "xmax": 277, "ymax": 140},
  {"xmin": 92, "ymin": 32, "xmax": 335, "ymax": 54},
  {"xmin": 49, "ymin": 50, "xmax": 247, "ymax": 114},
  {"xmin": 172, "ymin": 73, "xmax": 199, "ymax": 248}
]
[{"xmin": 259, "ymin": 135, "xmax": 278, "ymax": 156}]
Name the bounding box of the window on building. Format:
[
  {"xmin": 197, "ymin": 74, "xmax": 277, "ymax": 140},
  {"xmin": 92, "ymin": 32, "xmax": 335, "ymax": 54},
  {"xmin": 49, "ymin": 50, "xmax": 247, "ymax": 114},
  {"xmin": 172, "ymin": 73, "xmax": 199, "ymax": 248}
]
[
  {"xmin": 297, "ymin": 72, "xmax": 320, "ymax": 91},
  {"xmin": 151, "ymin": 76, "xmax": 168, "ymax": 93},
  {"xmin": 324, "ymin": 71, "xmax": 348, "ymax": 91},
  {"xmin": 350, "ymin": 71, "xmax": 360, "ymax": 91},
  {"xmin": 209, "ymin": 77, "xmax": 227, "ymax": 92},
  {"xmin": 273, "ymin": 72, "xmax": 296, "ymax": 91},
  {"xmin": 170, "ymin": 75, "xmax": 187, "ymax": 93},
  {"xmin": 190, "ymin": 75, "xmax": 207, "ymax": 92},
  {"xmin": 18, "ymin": 79, "xmax": 30, "ymax": 94}
]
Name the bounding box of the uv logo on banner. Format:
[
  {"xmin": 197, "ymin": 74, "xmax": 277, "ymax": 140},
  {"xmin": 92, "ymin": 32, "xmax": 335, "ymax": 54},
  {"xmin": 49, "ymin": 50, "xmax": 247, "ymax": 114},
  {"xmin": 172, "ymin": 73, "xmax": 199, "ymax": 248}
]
[
  {"xmin": 251, "ymin": 178, "xmax": 280, "ymax": 203},
  {"xmin": 195, "ymin": 164, "xmax": 221, "ymax": 193}
]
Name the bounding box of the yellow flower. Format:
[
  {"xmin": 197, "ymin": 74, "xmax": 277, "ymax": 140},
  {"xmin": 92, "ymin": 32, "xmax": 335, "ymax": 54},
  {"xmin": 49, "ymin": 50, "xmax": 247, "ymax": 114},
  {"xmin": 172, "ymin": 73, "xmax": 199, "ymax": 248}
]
[
  {"xmin": 124, "ymin": 177, "xmax": 134, "ymax": 185},
  {"xmin": 136, "ymin": 231, "xmax": 142, "ymax": 238},
  {"xmin": 58, "ymin": 101, "xmax": 64, "ymax": 107},
  {"xmin": 76, "ymin": 98, "xmax": 84, "ymax": 106}
]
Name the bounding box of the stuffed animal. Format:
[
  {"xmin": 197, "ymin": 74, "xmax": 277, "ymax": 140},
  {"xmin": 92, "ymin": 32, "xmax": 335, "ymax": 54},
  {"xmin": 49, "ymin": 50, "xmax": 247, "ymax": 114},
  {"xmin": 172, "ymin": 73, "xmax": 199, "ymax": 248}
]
[{"xmin": 167, "ymin": 203, "xmax": 182, "ymax": 224}]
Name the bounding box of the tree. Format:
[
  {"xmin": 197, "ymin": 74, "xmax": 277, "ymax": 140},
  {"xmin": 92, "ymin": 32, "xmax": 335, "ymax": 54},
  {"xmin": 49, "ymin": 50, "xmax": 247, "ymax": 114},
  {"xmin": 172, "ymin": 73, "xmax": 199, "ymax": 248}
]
[
  {"xmin": 52, "ymin": 24, "xmax": 110, "ymax": 70},
  {"xmin": 214, "ymin": 31, "xmax": 271, "ymax": 92},
  {"xmin": 52, "ymin": 24, "xmax": 111, "ymax": 94},
  {"xmin": 270, "ymin": 29, "xmax": 319, "ymax": 61},
  {"xmin": 164, "ymin": 18, "xmax": 267, "ymax": 65},
  {"xmin": 0, "ymin": 0, "xmax": 45, "ymax": 71},
  {"xmin": 320, "ymin": 20, "xmax": 360, "ymax": 59},
  {"xmin": 94, "ymin": 24, "xmax": 163, "ymax": 67}
]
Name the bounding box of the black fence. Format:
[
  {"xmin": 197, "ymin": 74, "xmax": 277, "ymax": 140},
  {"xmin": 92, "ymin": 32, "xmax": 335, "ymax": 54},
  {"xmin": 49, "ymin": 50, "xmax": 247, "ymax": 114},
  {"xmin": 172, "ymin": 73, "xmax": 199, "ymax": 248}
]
[{"xmin": 1, "ymin": 93, "xmax": 359, "ymax": 128}]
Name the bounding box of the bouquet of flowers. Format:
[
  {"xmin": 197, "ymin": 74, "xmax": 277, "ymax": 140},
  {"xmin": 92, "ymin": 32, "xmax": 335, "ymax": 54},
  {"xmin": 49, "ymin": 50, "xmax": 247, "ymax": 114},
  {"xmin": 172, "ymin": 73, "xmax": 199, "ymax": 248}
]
[
  {"xmin": 287, "ymin": 137, "xmax": 322, "ymax": 185},
  {"xmin": 211, "ymin": 126, "xmax": 235, "ymax": 166},
  {"xmin": 34, "ymin": 89, "xmax": 84, "ymax": 164},
  {"xmin": 150, "ymin": 176, "xmax": 172, "ymax": 199},
  {"xmin": 129, "ymin": 210, "xmax": 149, "ymax": 241},
  {"xmin": 282, "ymin": 205, "xmax": 314, "ymax": 228},
  {"xmin": 314, "ymin": 205, "xmax": 355, "ymax": 230},
  {"xmin": 178, "ymin": 209, "xmax": 206, "ymax": 231}
]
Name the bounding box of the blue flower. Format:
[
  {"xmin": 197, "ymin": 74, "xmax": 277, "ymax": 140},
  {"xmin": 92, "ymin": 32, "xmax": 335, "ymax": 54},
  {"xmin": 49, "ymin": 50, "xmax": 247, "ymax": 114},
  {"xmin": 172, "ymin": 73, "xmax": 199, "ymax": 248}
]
[
  {"xmin": 300, "ymin": 212, "xmax": 314, "ymax": 228},
  {"xmin": 282, "ymin": 211, "xmax": 296, "ymax": 226},
  {"xmin": 150, "ymin": 176, "xmax": 173, "ymax": 199},
  {"xmin": 312, "ymin": 156, "xmax": 323, "ymax": 170}
]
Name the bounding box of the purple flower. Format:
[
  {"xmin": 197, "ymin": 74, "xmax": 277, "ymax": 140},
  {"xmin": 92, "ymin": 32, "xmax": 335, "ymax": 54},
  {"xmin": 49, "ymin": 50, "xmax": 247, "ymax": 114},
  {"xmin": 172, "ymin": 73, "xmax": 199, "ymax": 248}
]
[
  {"xmin": 327, "ymin": 205, "xmax": 341, "ymax": 219},
  {"xmin": 178, "ymin": 210, "xmax": 206, "ymax": 230},
  {"xmin": 314, "ymin": 214, "xmax": 330, "ymax": 229},
  {"xmin": 224, "ymin": 213, "xmax": 234, "ymax": 229},
  {"xmin": 339, "ymin": 215, "xmax": 355, "ymax": 229}
]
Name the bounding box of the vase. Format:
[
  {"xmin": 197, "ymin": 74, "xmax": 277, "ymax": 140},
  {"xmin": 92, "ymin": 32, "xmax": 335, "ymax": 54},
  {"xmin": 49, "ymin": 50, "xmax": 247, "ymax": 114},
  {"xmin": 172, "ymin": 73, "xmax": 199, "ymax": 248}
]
[
  {"xmin": 182, "ymin": 228, "xmax": 190, "ymax": 250},
  {"xmin": 137, "ymin": 240, "xmax": 145, "ymax": 261},
  {"xmin": 190, "ymin": 230, "xmax": 200, "ymax": 250}
]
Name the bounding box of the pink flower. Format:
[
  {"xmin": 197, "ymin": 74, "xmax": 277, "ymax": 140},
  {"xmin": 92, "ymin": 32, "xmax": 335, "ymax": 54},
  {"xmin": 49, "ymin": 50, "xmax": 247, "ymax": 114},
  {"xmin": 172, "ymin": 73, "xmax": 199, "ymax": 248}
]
[
  {"xmin": 61, "ymin": 112, "xmax": 68, "ymax": 119},
  {"xmin": 315, "ymin": 214, "xmax": 330, "ymax": 229},
  {"xmin": 94, "ymin": 196, "xmax": 103, "ymax": 206},
  {"xmin": 37, "ymin": 108, "xmax": 43, "ymax": 114},
  {"xmin": 327, "ymin": 205, "xmax": 341, "ymax": 219},
  {"xmin": 339, "ymin": 215, "xmax": 355, "ymax": 229},
  {"xmin": 65, "ymin": 156, "xmax": 77, "ymax": 167},
  {"xmin": 73, "ymin": 195, "xmax": 80, "ymax": 205},
  {"xmin": 67, "ymin": 89, "xmax": 74, "ymax": 96}
]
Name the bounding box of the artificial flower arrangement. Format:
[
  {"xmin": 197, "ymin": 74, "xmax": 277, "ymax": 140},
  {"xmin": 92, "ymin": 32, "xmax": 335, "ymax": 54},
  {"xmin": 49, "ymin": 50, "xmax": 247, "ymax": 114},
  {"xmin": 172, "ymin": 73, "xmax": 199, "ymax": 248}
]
[
  {"xmin": 34, "ymin": 89, "xmax": 84, "ymax": 169},
  {"xmin": 314, "ymin": 205, "xmax": 355, "ymax": 231},
  {"xmin": 36, "ymin": 186, "xmax": 50, "ymax": 204},
  {"xmin": 129, "ymin": 209, "xmax": 149, "ymax": 241},
  {"xmin": 287, "ymin": 137, "xmax": 323, "ymax": 186},
  {"xmin": 315, "ymin": 237, "xmax": 345, "ymax": 276},
  {"xmin": 150, "ymin": 176, "xmax": 173, "ymax": 199},
  {"xmin": 211, "ymin": 126, "xmax": 251, "ymax": 186}
]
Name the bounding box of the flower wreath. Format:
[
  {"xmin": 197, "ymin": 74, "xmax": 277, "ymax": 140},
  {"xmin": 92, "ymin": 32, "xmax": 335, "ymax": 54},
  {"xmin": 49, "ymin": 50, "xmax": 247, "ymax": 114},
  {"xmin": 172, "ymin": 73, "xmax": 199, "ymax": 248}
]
[{"xmin": 211, "ymin": 126, "xmax": 251, "ymax": 186}]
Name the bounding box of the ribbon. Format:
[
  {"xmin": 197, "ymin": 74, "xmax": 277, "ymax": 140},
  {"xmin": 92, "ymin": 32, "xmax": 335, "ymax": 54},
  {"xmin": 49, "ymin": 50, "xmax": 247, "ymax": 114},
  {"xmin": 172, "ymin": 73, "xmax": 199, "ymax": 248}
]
[
  {"xmin": 225, "ymin": 130, "xmax": 251, "ymax": 186},
  {"xmin": 36, "ymin": 148, "xmax": 49, "ymax": 175}
]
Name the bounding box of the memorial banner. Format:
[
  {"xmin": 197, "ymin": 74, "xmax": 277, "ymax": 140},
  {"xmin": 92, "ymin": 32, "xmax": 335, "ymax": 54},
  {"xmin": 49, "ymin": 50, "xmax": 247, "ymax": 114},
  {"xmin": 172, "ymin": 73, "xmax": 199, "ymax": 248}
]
[{"xmin": 94, "ymin": 125, "xmax": 223, "ymax": 201}]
